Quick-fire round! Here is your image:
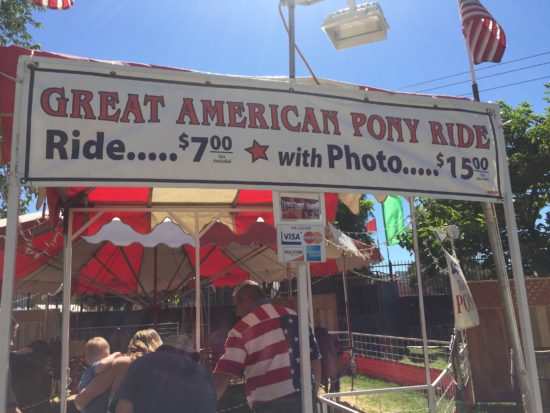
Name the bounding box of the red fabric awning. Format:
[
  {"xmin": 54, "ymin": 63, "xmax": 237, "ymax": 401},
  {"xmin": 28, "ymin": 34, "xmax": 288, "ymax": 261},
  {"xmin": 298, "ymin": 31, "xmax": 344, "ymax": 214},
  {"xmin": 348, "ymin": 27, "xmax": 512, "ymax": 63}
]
[{"xmin": 1, "ymin": 215, "xmax": 381, "ymax": 297}]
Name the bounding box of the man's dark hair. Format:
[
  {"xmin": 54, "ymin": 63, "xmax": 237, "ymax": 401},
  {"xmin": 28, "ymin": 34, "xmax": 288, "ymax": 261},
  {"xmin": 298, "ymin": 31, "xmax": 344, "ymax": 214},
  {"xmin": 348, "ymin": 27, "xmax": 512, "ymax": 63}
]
[{"xmin": 157, "ymin": 344, "xmax": 200, "ymax": 363}]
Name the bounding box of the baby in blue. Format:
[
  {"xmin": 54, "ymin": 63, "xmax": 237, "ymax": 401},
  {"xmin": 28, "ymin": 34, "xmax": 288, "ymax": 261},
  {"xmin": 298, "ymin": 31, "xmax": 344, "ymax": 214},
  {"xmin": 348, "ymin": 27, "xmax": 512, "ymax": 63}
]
[{"xmin": 78, "ymin": 337, "xmax": 120, "ymax": 413}]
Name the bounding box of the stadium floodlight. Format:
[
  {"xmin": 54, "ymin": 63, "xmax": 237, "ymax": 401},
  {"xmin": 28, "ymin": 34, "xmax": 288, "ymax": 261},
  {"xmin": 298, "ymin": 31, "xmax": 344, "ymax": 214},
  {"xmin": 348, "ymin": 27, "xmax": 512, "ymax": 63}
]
[{"xmin": 322, "ymin": 1, "xmax": 389, "ymax": 50}]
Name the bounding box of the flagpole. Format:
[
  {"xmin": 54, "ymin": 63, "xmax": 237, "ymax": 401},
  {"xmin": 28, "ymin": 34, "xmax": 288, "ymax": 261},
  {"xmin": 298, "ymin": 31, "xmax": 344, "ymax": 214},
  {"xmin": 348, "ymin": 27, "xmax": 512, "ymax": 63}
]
[
  {"xmin": 465, "ymin": 43, "xmax": 481, "ymax": 101},
  {"xmin": 457, "ymin": 2, "xmax": 540, "ymax": 411},
  {"xmin": 380, "ymin": 204, "xmax": 393, "ymax": 278}
]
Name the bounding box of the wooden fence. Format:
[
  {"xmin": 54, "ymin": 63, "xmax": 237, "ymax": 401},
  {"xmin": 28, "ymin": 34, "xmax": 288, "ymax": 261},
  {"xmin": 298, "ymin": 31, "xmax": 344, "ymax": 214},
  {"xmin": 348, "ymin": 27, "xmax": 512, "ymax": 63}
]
[{"xmin": 468, "ymin": 278, "xmax": 550, "ymax": 409}]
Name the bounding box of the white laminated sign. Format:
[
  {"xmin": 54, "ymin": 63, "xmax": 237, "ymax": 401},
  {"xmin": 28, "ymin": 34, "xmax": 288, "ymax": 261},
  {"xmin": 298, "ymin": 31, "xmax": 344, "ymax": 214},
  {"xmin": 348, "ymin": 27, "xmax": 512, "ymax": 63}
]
[
  {"xmin": 13, "ymin": 56, "xmax": 506, "ymax": 202},
  {"xmin": 273, "ymin": 192, "xmax": 326, "ymax": 263},
  {"xmin": 445, "ymin": 251, "xmax": 479, "ymax": 330}
]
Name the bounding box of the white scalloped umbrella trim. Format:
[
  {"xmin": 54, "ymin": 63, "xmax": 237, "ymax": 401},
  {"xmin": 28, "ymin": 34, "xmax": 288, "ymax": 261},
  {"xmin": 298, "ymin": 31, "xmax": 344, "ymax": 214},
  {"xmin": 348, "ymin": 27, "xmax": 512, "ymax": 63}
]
[{"xmin": 82, "ymin": 218, "xmax": 195, "ymax": 247}]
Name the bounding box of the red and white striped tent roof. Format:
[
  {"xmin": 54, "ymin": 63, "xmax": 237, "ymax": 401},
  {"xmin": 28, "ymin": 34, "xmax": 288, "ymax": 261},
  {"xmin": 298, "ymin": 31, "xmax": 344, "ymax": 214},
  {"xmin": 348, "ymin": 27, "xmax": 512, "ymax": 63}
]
[{"xmin": 0, "ymin": 211, "xmax": 382, "ymax": 300}]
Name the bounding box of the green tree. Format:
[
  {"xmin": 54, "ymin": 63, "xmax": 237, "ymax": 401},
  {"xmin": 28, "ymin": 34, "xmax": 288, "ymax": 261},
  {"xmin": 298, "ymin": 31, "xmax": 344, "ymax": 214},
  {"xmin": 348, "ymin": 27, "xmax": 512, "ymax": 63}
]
[
  {"xmin": 334, "ymin": 197, "xmax": 376, "ymax": 245},
  {"xmin": 0, "ymin": 0, "xmax": 42, "ymax": 48},
  {"xmin": 401, "ymin": 84, "xmax": 550, "ymax": 278},
  {"xmin": 0, "ymin": 167, "xmax": 35, "ymax": 218},
  {"xmin": 497, "ymin": 84, "xmax": 550, "ymax": 275},
  {"xmin": 0, "ymin": 0, "xmax": 43, "ymax": 218}
]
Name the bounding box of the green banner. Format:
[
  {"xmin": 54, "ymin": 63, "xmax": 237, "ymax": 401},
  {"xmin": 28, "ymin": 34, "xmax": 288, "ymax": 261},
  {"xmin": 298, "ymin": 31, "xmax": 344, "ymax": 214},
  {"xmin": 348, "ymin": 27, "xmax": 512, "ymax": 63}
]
[{"xmin": 382, "ymin": 195, "xmax": 404, "ymax": 245}]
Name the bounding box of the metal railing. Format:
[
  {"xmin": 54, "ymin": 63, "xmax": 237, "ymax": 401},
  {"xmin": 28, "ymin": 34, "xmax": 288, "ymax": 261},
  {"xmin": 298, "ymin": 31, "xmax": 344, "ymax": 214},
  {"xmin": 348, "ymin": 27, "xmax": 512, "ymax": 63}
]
[
  {"xmin": 319, "ymin": 332, "xmax": 470, "ymax": 413},
  {"xmin": 69, "ymin": 322, "xmax": 179, "ymax": 342},
  {"xmin": 330, "ymin": 331, "xmax": 450, "ymax": 364}
]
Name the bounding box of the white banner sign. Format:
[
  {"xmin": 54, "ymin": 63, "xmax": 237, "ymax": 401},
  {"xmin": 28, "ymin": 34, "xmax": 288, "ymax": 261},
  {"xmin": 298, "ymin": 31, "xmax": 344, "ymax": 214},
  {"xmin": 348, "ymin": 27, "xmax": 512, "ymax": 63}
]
[
  {"xmin": 277, "ymin": 223, "xmax": 326, "ymax": 263},
  {"xmin": 14, "ymin": 56, "xmax": 506, "ymax": 201},
  {"xmin": 445, "ymin": 251, "xmax": 479, "ymax": 331}
]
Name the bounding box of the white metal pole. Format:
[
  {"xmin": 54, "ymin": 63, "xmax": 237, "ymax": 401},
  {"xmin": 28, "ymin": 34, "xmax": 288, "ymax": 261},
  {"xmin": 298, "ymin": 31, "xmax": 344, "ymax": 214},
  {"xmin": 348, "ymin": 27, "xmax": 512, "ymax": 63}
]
[
  {"xmin": 456, "ymin": 9, "xmax": 534, "ymax": 407},
  {"xmin": 60, "ymin": 208, "xmax": 74, "ymax": 413},
  {"xmin": 503, "ymin": 188, "xmax": 543, "ymax": 412},
  {"xmin": 342, "ymin": 256, "xmax": 355, "ymax": 373},
  {"xmin": 297, "ymin": 262, "xmax": 313, "ymax": 413},
  {"xmin": 408, "ymin": 197, "xmax": 436, "ymax": 412},
  {"xmin": 194, "ymin": 213, "xmax": 202, "ymax": 352},
  {"xmin": 0, "ymin": 170, "xmax": 20, "ymax": 410},
  {"xmin": 483, "ymin": 202, "xmax": 531, "ymax": 410},
  {"xmin": 288, "ymin": 0, "xmax": 296, "ymax": 81}
]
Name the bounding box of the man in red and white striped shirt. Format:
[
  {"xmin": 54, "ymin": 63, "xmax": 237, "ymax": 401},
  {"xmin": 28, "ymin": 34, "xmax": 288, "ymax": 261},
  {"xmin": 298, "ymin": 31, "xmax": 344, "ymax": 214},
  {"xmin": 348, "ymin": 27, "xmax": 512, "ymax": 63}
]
[{"xmin": 213, "ymin": 280, "xmax": 321, "ymax": 413}]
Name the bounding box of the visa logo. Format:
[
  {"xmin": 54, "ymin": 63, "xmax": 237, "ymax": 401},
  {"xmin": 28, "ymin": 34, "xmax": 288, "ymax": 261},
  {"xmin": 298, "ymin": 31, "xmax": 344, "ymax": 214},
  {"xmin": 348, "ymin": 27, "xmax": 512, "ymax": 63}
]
[{"xmin": 281, "ymin": 232, "xmax": 301, "ymax": 245}]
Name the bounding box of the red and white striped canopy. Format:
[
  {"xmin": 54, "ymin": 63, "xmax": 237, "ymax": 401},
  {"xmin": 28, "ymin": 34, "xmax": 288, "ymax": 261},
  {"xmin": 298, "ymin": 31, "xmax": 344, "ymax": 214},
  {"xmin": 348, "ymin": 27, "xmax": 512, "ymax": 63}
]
[{"xmin": 0, "ymin": 212, "xmax": 382, "ymax": 300}]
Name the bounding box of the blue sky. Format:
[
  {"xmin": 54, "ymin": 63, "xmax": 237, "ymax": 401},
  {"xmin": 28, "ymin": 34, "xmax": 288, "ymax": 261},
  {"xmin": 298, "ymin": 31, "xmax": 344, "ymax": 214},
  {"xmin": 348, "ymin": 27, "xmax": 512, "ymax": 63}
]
[{"xmin": 27, "ymin": 0, "xmax": 549, "ymax": 262}]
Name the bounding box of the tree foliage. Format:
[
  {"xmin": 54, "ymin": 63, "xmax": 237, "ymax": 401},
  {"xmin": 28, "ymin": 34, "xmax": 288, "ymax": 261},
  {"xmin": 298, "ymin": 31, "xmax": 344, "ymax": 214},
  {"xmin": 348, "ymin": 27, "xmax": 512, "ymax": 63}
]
[
  {"xmin": 401, "ymin": 83, "xmax": 550, "ymax": 278},
  {"xmin": 0, "ymin": 0, "xmax": 43, "ymax": 218},
  {"xmin": 0, "ymin": 166, "xmax": 35, "ymax": 218},
  {"xmin": 0, "ymin": 0, "xmax": 42, "ymax": 48},
  {"xmin": 496, "ymin": 84, "xmax": 550, "ymax": 275},
  {"xmin": 334, "ymin": 197, "xmax": 376, "ymax": 245}
]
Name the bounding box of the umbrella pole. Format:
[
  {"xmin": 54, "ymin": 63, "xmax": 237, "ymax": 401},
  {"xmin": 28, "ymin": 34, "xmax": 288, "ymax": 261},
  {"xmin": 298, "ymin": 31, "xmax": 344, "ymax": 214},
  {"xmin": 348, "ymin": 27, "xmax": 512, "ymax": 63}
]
[
  {"xmin": 60, "ymin": 208, "xmax": 74, "ymax": 413},
  {"xmin": 194, "ymin": 213, "xmax": 202, "ymax": 351},
  {"xmin": 45, "ymin": 295, "xmax": 50, "ymax": 339},
  {"xmin": 153, "ymin": 246, "xmax": 158, "ymax": 326},
  {"xmin": 341, "ymin": 256, "xmax": 356, "ymax": 388}
]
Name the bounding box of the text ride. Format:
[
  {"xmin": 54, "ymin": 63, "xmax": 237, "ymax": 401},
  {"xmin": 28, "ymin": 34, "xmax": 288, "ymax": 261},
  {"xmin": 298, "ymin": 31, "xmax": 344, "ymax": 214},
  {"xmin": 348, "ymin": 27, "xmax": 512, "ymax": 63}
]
[{"xmin": 16, "ymin": 57, "xmax": 505, "ymax": 201}]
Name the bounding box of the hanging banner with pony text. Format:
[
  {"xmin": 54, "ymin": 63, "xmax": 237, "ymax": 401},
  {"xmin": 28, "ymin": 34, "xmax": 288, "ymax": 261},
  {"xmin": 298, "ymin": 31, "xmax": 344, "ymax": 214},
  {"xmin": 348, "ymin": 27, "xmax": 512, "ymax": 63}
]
[
  {"xmin": 13, "ymin": 56, "xmax": 506, "ymax": 201},
  {"xmin": 445, "ymin": 251, "xmax": 479, "ymax": 331}
]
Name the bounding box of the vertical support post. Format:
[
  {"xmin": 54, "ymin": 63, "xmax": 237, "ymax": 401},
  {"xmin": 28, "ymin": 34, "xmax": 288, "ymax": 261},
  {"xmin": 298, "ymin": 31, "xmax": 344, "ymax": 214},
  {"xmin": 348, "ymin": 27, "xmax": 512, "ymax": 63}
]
[
  {"xmin": 194, "ymin": 213, "xmax": 202, "ymax": 352},
  {"xmin": 483, "ymin": 202, "xmax": 532, "ymax": 411},
  {"xmin": 153, "ymin": 246, "xmax": 158, "ymax": 326},
  {"xmin": 457, "ymin": 16, "xmax": 535, "ymax": 408},
  {"xmin": 297, "ymin": 262, "xmax": 313, "ymax": 413},
  {"xmin": 342, "ymin": 256, "xmax": 355, "ymax": 373},
  {"xmin": 60, "ymin": 208, "xmax": 74, "ymax": 413},
  {"xmin": 408, "ymin": 197, "xmax": 436, "ymax": 412},
  {"xmin": 0, "ymin": 170, "xmax": 20, "ymax": 410},
  {"xmin": 45, "ymin": 294, "xmax": 50, "ymax": 339},
  {"xmin": 503, "ymin": 193, "xmax": 543, "ymax": 412},
  {"xmin": 306, "ymin": 264, "xmax": 314, "ymax": 327},
  {"xmin": 288, "ymin": 0, "xmax": 296, "ymax": 80}
]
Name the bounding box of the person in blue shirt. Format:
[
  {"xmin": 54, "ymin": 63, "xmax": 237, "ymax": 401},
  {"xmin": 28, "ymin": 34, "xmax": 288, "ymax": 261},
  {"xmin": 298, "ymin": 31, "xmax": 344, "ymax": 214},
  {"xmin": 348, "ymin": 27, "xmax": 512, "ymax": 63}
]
[{"xmin": 78, "ymin": 337, "xmax": 120, "ymax": 413}]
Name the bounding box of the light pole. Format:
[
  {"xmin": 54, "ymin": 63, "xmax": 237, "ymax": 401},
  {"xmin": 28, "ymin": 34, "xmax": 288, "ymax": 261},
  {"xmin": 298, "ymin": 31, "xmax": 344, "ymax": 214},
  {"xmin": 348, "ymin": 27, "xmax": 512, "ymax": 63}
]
[
  {"xmin": 281, "ymin": 2, "xmax": 389, "ymax": 411},
  {"xmin": 284, "ymin": 0, "xmax": 389, "ymax": 79}
]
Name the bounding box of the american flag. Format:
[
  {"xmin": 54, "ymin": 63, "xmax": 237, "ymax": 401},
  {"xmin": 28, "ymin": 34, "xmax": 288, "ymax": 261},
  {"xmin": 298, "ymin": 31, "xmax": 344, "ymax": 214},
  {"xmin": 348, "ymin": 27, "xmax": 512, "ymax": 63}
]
[
  {"xmin": 459, "ymin": 0, "xmax": 506, "ymax": 64},
  {"xmin": 280, "ymin": 314, "xmax": 321, "ymax": 392},
  {"xmin": 30, "ymin": 0, "xmax": 75, "ymax": 10}
]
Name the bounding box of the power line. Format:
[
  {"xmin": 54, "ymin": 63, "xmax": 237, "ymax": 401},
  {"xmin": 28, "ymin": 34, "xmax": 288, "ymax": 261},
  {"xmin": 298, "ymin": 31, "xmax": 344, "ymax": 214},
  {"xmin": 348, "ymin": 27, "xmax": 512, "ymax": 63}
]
[
  {"xmin": 459, "ymin": 75, "xmax": 550, "ymax": 97},
  {"xmin": 395, "ymin": 51, "xmax": 550, "ymax": 90},
  {"xmin": 416, "ymin": 61, "xmax": 550, "ymax": 93}
]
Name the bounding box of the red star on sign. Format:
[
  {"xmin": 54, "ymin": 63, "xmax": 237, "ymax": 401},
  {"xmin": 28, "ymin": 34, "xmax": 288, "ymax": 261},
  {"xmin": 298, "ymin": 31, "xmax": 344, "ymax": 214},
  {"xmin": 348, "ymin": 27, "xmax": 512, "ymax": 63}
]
[{"xmin": 244, "ymin": 140, "xmax": 269, "ymax": 163}]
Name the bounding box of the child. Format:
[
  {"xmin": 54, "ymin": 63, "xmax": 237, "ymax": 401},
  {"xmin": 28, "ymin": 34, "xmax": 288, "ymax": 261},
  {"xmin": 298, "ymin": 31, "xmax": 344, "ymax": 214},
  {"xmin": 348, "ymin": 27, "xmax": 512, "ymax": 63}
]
[{"xmin": 78, "ymin": 337, "xmax": 119, "ymax": 413}]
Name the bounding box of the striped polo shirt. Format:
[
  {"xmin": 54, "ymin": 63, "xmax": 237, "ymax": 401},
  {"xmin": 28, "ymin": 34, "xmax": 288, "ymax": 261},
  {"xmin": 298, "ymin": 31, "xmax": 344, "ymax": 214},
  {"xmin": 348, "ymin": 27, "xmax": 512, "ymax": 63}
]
[{"xmin": 213, "ymin": 300, "xmax": 321, "ymax": 407}]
